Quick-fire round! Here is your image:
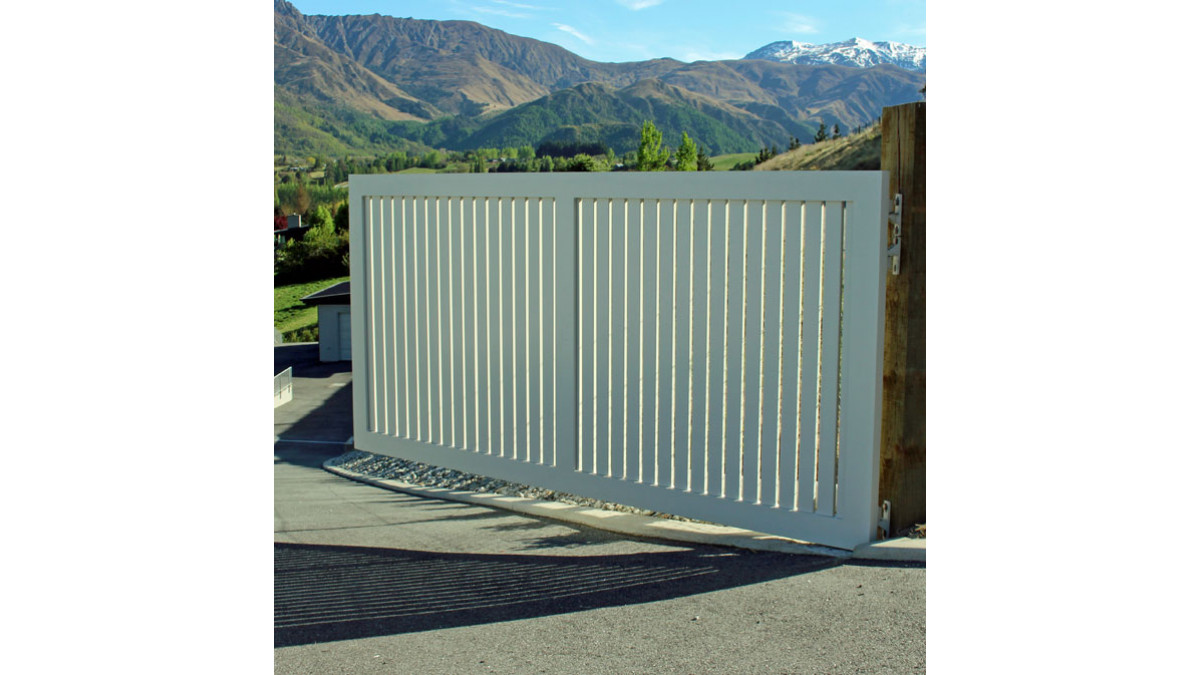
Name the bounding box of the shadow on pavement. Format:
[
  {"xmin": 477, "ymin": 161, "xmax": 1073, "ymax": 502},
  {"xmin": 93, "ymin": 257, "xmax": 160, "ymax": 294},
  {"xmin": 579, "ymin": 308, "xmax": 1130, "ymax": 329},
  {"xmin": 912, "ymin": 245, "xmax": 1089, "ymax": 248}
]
[
  {"xmin": 274, "ymin": 343, "xmax": 354, "ymax": 468},
  {"xmin": 275, "ymin": 343, "xmax": 350, "ymax": 379},
  {"xmin": 275, "ymin": 542, "xmax": 838, "ymax": 647},
  {"xmin": 274, "ymin": 444, "xmax": 345, "ymax": 469}
]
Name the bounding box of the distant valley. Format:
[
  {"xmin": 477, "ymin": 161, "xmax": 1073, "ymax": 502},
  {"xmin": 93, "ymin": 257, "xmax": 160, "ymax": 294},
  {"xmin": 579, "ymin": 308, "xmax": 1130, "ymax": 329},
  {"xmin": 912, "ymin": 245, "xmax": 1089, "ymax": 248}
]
[{"xmin": 274, "ymin": 0, "xmax": 925, "ymax": 157}]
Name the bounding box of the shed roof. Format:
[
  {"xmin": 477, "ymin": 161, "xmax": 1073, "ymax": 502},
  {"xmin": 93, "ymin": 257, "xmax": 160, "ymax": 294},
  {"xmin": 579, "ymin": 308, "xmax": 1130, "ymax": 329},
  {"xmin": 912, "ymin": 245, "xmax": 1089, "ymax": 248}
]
[{"xmin": 300, "ymin": 281, "xmax": 351, "ymax": 306}]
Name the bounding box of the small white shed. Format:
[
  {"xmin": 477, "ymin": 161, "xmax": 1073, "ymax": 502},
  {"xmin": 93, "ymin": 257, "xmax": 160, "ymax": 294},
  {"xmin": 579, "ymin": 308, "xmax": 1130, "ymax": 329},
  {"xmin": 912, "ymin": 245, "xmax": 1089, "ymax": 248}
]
[{"xmin": 299, "ymin": 281, "xmax": 352, "ymax": 363}]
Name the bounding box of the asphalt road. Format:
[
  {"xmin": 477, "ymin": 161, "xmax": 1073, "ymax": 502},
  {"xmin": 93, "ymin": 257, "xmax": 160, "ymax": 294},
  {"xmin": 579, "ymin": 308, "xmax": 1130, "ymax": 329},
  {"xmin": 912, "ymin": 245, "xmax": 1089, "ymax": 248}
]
[{"xmin": 274, "ymin": 344, "xmax": 925, "ymax": 674}]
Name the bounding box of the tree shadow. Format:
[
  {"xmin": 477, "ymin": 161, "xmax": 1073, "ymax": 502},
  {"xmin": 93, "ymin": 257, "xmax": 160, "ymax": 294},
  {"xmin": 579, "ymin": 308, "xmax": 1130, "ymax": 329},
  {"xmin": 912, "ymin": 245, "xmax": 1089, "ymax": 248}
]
[{"xmin": 275, "ymin": 542, "xmax": 838, "ymax": 647}]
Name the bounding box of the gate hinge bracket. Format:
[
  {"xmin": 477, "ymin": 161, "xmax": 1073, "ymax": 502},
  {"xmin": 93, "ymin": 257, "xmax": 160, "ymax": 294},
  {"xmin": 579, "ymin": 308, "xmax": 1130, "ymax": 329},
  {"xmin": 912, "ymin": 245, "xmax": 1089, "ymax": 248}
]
[
  {"xmin": 886, "ymin": 194, "xmax": 902, "ymax": 275},
  {"xmin": 878, "ymin": 500, "xmax": 892, "ymax": 539}
]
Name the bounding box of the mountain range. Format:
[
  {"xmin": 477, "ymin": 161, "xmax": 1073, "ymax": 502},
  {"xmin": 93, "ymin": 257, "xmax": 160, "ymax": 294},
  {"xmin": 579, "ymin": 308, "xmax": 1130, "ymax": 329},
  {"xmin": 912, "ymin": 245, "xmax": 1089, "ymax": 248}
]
[
  {"xmin": 274, "ymin": 0, "xmax": 925, "ymax": 157},
  {"xmin": 744, "ymin": 38, "xmax": 926, "ymax": 72}
]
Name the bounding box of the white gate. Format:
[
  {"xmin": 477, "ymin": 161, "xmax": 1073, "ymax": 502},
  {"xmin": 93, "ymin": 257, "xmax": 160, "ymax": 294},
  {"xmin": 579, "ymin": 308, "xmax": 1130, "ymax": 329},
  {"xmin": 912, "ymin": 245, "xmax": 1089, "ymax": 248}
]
[{"xmin": 349, "ymin": 172, "xmax": 888, "ymax": 550}]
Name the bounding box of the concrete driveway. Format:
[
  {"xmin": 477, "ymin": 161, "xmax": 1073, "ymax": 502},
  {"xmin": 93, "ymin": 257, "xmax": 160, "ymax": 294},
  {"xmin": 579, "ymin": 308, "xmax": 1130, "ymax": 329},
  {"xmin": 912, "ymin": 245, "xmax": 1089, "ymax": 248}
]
[{"xmin": 274, "ymin": 343, "xmax": 925, "ymax": 673}]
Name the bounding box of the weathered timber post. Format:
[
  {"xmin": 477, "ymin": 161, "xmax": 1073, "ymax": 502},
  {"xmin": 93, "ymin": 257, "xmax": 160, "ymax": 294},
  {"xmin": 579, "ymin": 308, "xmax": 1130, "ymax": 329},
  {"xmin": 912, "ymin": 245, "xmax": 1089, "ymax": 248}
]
[{"xmin": 878, "ymin": 101, "xmax": 926, "ymax": 536}]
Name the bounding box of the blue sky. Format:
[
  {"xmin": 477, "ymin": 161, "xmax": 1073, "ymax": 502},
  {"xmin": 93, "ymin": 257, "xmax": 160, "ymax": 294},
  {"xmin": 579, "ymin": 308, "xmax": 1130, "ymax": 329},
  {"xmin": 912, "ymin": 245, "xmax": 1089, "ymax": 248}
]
[{"xmin": 286, "ymin": 1, "xmax": 925, "ymax": 63}]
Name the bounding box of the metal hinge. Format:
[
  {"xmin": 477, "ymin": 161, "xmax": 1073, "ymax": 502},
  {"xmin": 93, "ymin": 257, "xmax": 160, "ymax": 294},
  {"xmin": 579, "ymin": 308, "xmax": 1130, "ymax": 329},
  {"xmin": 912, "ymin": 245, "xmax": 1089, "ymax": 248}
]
[
  {"xmin": 886, "ymin": 194, "xmax": 902, "ymax": 275},
  {"xmin": 878, "ymin": 500, "xmax": 892, "ymax": 539}
]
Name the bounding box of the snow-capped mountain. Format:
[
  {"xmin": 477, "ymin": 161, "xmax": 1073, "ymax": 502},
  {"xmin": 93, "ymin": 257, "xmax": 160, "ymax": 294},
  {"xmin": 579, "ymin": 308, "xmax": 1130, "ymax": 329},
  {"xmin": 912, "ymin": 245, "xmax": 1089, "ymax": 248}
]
[{"xmin": 744, "ymin": 38, "xmax": 926, "ymax": 72}]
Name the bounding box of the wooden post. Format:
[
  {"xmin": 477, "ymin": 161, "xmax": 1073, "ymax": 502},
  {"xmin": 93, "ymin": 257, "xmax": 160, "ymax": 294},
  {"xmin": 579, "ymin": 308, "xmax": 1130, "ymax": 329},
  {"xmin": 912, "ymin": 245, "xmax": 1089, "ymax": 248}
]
[{"xmin": 878, "ymin": 102, "xmax": 925, "ymax": 536}]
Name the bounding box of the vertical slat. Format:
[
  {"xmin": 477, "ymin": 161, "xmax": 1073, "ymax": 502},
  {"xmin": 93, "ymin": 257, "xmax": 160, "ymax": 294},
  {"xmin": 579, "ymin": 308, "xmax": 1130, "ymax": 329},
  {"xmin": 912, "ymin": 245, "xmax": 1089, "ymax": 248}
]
[
  {"xmin": 513, "ymin": 198, "xmax": 529, "ymax": 461},
  {"xmin": 422, "ymin": 197, "xmax": 436, "ymax": 442},
  {"xmin": 740, "ymin": 201, "xmax": 764, "ymax": 503},
  {"xmin": 411, "ymin": 198, "xmax": 425, "ymax": 439},
  {"xmin": 539, "ymin": 197, "xmax": 555, "ymax": 464},
  {"xmin": 372, "ymin": 197, "xmax": 389, "ymax": 436},
  {"xmin": 395, "ymin": 196, "xmax": 411, "ymax": 438},
  {"xmin": 623, "ymin": 199, "xmax": 641, "ymax": 481},
  {"xmin": 553, "ymin": 196, "xmax": 580, "ymax": 470},
  {"xmin": 578, "ymin": 199, "xmax": 596, "ymax": 472},
  {"xmin": 758, "ymin": 201, "xmax": 785, "ymax": 507},
  {"xmin": 723, "ymin": 200, "xmax": 746, "ymax": 500},
  {"xmin": 672, "ymin": 199, "xmax": 692, "ymax": 491},
  {"xmin": 527, "ymin": 198, "xmax": 542, "ymax": 464},
  {"xmin": 797, "ymin": 202, "xmax": 823, "ymax": 511},
  {"xmin": 594, "ymin": 199, "xmax": 610, "ymax": 476},
  {"xmin": 816, "ymin": 201, "xmax": 844, "ymax": 515},
  {"xmin": 501, "ymin": 198, "xmax": 515, "ymax": 457},
  {"xmin": 432, "ymin": 196, "xmax": 445, "ymax": 444},
  {"xmin": 453, "ymin": 197, "xmax": 466, "ymax": 447},
  {"xmin": 487, "ymin": 196, "xmax": 502, "ymax": 456},
  {"xmin": 439, "ymin": 196, "xmax": 454, "ymax": 446},
  {"xmin": 448, "ymin": 197, "xmax": 464, "ymax": 447},
  {"xmin": 405, "ymin": 197, "xmax": 421, "ymax": 440},
  {"xmin": 396, "ymin": 194, "xmax": 410, "ymax": 437},
  {"xmin": 705, "ymin": 200, "xmax": 727, "ymax": 497},
  {"xmin": 777, "ymin": 201, "xmax": 805, "ymax": 511},
  {"xmin": 610, "ymin": 199, "xmax": 627, "ymax": 480},
  {"xmin": 463, "ymin": 198, "xmax": 478, "ymax": 451},
  {"xmin": 655, "ymin": 199, "xmax": 674, "ymax": 488},
  {"xmin": 689, "ymin": 200, "xmax": 709, "ymax": 493},
  {"xmin": 363, "ymin": 197, "xmax": 377, "ymax": 433},
  {"xmin": 370, "ymin": 196, "xmax": 385, "ymax": 433},
  {"xmin": 384, "ymin": 197, "xmax": 399, "ymax": 436},
  {"xmin": 639, "ymin": 199, "xmax": 657, "ymax": 484}
]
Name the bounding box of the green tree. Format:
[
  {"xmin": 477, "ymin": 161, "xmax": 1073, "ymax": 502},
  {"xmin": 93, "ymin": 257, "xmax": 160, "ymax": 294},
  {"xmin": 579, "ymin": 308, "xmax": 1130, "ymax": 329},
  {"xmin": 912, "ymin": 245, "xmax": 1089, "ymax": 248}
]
[
  {"xmin": 421, "ymin": 150, "xmax": 443, "ymax": 168},
  {"xmin": 310, "ymin": 204, "xmax": 334, "ymax": 230},
  {"xmin": 675, "ymin": 132, "xmax": 698, "ymax": 171},
  {"xmin": 813, "ymin": 123, "xmax": 828, "ymax": 143},
  {"xmin": 696, "ymin": 145, "xmax": 713, "ymax": 171},
  {"xmin": 565, "ymin": 154, "xmax": 598, "ymax": 171},
  {"xmin": 832, "ymin": 124, "xmax": 841, "ymax": 140},
  {"xmin": 636, "ymin": 120, "xmax": 670, "ymax": 171},
  {"xmin": 333, "ymin": 201, "xmax": 349, "ymax": 233}
]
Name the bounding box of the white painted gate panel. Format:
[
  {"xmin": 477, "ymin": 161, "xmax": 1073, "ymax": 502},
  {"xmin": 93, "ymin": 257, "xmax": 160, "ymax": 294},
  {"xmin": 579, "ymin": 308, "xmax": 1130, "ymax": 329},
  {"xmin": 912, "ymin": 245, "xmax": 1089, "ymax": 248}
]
[{"xmin": 350, "ymin": 173, "xmax": 888, "ymax": 550}]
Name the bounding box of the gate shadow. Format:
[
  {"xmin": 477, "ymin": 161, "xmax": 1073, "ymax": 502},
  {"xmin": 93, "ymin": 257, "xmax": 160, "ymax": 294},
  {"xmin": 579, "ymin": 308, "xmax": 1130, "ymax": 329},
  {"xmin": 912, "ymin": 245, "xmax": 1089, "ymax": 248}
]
[{"xmin": 275, "ymin": 542, "xmax": 838, "ymax": 647}]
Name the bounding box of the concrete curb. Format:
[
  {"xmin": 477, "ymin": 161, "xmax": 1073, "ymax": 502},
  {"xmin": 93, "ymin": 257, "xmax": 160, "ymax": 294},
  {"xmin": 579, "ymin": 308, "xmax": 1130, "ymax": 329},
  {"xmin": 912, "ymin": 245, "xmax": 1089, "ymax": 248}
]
[
  {"xmin": 324, "ymin": 461, "xmax": 923, "ymax": 561},
  {"xmin": 851, "ymin": 537, "xmax": 926, "ymax": 563}
]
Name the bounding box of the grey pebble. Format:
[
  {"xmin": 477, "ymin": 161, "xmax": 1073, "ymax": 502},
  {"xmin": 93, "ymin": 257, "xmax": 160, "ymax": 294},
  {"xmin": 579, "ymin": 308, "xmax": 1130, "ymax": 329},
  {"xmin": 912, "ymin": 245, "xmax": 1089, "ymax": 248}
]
[{"xmin": 327, "ymin": 450, "xmax": 700, "ymax": 521}]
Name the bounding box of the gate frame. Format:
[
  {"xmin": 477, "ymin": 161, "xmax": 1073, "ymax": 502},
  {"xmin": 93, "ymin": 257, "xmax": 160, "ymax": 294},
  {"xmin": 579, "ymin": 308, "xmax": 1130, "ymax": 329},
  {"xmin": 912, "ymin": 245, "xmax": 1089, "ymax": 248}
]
[{"xmin": 349, "ymin": 172, "xmax": 889, "ymax": 550}]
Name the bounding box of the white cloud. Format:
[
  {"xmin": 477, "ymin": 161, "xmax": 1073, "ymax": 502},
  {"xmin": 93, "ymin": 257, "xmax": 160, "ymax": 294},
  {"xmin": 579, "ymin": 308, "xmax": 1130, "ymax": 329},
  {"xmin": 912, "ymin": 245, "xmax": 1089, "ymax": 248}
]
[
  {"xmin": 777, "ymin": 12, "xmax": 820, "ymax": 35},
  {"xmin": 681, "ymin": 49, "xmax": 741, "ymax": 63},
  {"xmin": 553, "ymin": 23, "xmax": 595, "ymax": 45},
  {"xmin": 494, "ymin": 1, "xmax": 545, "ymax": 9},
  {"xmin": 616, "ymin": 0, "xmax": 666, "ymax": 10},
  {"xmin": 467, "ymin": 1, "xmax": 548, "ymax": 19},
  {"xmin": 892, "ymin": 23, "xmax": 927, "ymax": 39},
  {"xmin": 473, "ymin": 5, "xmax": 532, "ymax": 19}
]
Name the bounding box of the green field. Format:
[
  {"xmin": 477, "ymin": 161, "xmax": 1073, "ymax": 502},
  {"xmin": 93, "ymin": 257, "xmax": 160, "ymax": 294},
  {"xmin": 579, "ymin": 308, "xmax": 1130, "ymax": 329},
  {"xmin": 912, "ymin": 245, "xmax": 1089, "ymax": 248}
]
[
  {"xmin": 275, "ymin": 275, "xmax": 349, "ymax": 340},
  {"xmin": 709, "ymin": 152, "xmax": 756, "ymax": 171}
]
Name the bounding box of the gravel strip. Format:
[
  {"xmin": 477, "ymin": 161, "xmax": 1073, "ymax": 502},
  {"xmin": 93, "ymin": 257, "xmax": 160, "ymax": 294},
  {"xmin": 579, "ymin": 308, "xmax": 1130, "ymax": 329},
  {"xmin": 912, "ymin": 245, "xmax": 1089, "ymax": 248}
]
[{"xmin": 326, "ymin": 450, "xmax": 703, "ymax": 522}]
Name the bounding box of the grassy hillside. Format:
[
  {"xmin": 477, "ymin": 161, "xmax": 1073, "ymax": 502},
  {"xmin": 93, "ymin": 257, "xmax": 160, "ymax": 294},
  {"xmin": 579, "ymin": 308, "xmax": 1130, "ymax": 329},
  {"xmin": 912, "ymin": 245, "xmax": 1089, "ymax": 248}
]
[
  {"xmin": 755, "ymin": 124, "xmax": 881, "ymax": 171},
  {"xmin": 710, "ymin": 152, "xmax": 757, "ymax": 171},
  {"xmin": 275, "ymin": 275, "xmax": 349, "ymax": 341}
]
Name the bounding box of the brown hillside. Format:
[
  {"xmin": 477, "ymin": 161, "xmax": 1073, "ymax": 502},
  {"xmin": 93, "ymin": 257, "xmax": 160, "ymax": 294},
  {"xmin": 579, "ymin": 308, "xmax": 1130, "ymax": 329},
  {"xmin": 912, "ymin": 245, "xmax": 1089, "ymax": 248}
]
[{"xmin": 756, "ymin": 124, "xmax": 881, "ymax": 171}]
